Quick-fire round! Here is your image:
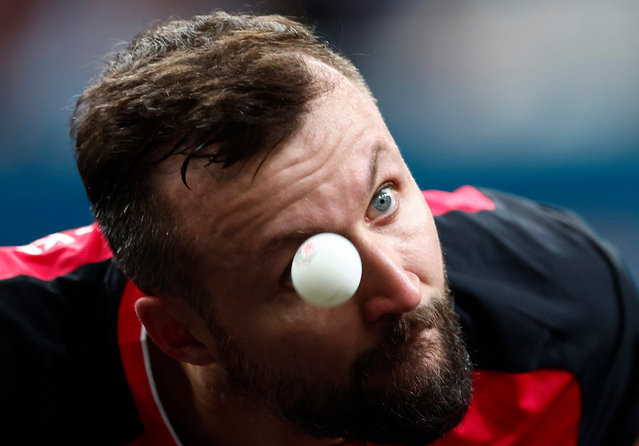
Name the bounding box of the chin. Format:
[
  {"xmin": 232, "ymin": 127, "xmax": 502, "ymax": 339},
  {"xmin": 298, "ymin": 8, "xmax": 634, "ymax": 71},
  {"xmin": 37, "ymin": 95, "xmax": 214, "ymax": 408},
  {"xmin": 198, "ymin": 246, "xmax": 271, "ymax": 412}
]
[
  {"xmin": 211, "ymin": 288, "xmax": 472, "ymax": 445},
  {"xmin": 282, "ymin": 292, "xmax": 474, "ymax": 445}
]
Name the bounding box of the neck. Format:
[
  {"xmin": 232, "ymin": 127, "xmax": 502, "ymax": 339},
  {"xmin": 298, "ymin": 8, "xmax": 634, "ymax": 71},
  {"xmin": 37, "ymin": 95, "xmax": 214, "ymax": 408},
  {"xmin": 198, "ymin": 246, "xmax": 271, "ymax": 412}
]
[{"xmin": 147, "ymin": 340, "xmax": 345, "ymax": 446}]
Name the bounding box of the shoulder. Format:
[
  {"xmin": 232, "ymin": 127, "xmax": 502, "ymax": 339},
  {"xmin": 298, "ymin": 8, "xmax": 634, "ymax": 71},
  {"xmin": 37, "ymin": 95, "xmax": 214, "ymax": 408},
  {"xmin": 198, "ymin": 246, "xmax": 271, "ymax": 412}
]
[
  {"xmin": 0, "ymin": 223, "xmax": 113, "ymax": 281},
  {"xmin": 428, "ymin": 186, "xmax": 637, "ymax": 366},
  {"xmin": 428, "ymin": 186, "xmax": 639, "ymax": 445},
  {"xmin": 0, "ymin": 224, "xmax": 141, "ymax": 443},
  {"xmin": 429, "ymin": 187, "xmax": 630, "ymax": 308}
]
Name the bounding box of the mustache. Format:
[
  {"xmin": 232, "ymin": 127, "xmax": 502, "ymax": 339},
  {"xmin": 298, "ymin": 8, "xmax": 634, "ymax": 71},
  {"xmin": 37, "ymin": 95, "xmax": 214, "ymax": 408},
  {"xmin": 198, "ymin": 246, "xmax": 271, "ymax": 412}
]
[
  {"xmin": 352, "ymin": 291, "xmax": 454, "ymax": 380},
  {"xmin": 383, "ymin": 292, "xmax": 451, "ymax": 349}
]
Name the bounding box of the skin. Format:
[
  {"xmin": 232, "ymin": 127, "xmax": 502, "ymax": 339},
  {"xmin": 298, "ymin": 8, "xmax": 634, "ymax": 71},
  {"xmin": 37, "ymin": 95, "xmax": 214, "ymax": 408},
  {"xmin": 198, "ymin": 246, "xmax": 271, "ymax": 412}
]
[{"xmin": 136, "ymin": 61, "xmax": 449, "ymax": 445}]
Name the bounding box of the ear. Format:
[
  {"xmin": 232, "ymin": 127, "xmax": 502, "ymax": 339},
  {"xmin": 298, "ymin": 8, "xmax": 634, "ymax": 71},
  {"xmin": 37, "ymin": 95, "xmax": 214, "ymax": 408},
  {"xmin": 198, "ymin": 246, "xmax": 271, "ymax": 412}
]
[{"xmin": 135, "ymin": 296, "xmax": 215, "ymax": 366}]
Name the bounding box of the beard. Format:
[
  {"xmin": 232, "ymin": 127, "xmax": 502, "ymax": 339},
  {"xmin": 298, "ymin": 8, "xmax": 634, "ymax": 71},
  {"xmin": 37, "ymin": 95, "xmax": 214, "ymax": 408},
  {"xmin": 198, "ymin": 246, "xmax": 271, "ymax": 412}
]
[{"xmin": 209, "ymin": 288, "xmax": 473, "ymax": 446}]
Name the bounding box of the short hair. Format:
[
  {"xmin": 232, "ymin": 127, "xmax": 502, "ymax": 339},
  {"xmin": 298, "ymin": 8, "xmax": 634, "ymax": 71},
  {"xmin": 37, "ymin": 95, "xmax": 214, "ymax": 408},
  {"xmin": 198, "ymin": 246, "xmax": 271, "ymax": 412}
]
[{"xmin": 71, "ymin": 11, "xmax": 370, "ymax": 304}]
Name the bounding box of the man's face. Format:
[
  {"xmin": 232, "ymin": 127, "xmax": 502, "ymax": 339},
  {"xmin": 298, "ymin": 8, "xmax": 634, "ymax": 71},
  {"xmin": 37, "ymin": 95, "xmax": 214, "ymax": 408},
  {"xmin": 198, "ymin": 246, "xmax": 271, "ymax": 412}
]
[{"xmin": 163, "ymin": 66, "xmax": 472, "ymax": 444}]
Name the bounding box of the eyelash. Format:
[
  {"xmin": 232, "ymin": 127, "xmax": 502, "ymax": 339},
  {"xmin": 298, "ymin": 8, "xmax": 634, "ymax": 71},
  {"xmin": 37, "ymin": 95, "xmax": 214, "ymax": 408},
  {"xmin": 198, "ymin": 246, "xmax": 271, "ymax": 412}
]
[{"xmin": 367, "ymin": 182, "xmax": 399, "ymax": 222}]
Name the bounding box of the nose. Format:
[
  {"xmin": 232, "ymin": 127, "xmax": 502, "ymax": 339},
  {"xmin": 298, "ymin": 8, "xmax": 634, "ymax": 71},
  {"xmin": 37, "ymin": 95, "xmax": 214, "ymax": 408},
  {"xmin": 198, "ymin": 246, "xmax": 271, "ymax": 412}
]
[{"xmin": 354, "ymin": 235, "xmax": 422, "ymax": 322}]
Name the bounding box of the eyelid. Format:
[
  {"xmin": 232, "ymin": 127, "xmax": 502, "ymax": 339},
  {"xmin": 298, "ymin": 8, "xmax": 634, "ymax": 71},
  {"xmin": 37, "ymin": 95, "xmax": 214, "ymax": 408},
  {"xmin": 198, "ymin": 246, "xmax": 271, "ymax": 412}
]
[
  {"xmin": 281, "ymin": 260, "xmax": 293, "ymax": 285},
  {"xmin": 366, "ymin": 182, "xmax": 399, "ymax": 222},
  {"xmin": 374, "ymin": 181, "xmax": 395, "ymax": 197},
  {"xmin": 273, "ymin": 258, "xmax": 297, "ymax": 303}
]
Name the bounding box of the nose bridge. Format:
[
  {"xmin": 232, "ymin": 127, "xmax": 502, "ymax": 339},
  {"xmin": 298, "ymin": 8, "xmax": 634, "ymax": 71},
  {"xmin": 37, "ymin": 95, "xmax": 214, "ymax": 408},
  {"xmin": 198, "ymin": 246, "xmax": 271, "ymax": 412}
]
[{"xmin": 354, "ymin": 232, "xmax": 422, "ymax": 322}]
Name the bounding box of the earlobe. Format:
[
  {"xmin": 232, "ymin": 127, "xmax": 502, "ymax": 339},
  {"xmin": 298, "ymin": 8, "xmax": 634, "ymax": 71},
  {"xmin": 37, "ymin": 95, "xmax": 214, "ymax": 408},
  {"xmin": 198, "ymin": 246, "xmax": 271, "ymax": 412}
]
[{"xmin": 135, "ymin": 296, "xmax": 216, "ymax": 366}]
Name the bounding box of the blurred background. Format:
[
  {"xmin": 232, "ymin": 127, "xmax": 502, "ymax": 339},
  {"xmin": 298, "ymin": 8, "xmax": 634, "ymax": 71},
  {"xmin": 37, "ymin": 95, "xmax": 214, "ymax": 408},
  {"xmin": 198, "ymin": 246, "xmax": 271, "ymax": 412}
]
[{"xmin": 1, "ymin": 0, "xmax": 637, "ymax": 282}]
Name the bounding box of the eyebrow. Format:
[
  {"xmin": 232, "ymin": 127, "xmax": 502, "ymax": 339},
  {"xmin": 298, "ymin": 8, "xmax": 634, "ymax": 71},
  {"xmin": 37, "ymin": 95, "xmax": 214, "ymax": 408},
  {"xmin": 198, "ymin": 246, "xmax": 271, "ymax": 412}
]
[
  {"xmin": 263, "ymin": 142, "xmax": 386, "ymax": 253},
  {"xmin": 367, "ymin": 142, "xmax": 382, "ymax": 195}
]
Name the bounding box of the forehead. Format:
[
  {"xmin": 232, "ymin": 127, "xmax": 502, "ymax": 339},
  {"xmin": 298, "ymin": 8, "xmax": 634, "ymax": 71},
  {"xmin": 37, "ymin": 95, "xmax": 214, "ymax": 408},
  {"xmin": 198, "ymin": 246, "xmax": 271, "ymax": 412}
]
[{"xmin": 159, "ymin": 68, "xmax": 401, "ymax": 267}]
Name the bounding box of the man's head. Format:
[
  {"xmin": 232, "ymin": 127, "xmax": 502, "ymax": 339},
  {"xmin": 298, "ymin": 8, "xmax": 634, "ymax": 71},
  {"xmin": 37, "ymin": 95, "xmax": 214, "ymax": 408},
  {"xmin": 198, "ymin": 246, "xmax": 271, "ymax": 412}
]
[
  {"xmin": 72, "ymin": 11, "xmax": 369, "ymax": 302},
  {"xmin": 71, "ymin": 11, "xmax": 472, "ymax": 445}
]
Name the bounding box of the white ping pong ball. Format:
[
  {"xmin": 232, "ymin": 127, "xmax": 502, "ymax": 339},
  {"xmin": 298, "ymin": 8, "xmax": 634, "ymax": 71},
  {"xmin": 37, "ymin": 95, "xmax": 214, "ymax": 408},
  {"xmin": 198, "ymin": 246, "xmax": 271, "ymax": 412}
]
[{"xmin": 291, "ymin": 233, "xmax": 362, "ymax": 307}]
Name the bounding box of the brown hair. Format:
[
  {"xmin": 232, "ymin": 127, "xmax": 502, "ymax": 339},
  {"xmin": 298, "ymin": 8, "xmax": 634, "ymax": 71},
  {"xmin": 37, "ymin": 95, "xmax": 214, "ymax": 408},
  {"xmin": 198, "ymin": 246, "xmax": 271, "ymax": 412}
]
[{"xmin": 71, "ymin": 11, "xmax": 369, "ymax": 303}]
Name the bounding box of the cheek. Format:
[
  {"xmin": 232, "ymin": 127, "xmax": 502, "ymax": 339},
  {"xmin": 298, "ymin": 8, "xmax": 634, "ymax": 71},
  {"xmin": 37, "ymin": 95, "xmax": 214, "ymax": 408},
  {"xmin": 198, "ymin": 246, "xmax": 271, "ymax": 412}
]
[
  {"xmin": 270, "ymin": 300, "xmax": 365, "ymax": 368},
  {"xmin": 399, "ymin": 193, "xmax": 445, "ymax": 288},
  {"xmin": 227, "ymin": 301, "xmax": 367, "ymax": 379}
]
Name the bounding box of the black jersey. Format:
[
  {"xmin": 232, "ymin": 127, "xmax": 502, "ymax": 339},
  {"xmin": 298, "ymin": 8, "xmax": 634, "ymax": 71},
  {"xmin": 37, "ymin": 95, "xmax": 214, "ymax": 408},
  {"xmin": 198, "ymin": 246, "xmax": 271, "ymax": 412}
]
[
  {"xmin": 1, "ymin": 186, "xmax": 637, "ymax": 445},
  {"xmin": 432, "ymin": 187, "xmax": 639, "ymax": 446}
]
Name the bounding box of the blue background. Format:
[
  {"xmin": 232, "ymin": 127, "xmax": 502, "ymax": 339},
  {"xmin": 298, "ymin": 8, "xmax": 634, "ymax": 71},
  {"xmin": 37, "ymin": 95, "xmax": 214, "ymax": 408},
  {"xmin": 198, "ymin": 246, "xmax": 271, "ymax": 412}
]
[{"xmin": 1, "ymin": 0, "xmax": 637, "ymax": 282}]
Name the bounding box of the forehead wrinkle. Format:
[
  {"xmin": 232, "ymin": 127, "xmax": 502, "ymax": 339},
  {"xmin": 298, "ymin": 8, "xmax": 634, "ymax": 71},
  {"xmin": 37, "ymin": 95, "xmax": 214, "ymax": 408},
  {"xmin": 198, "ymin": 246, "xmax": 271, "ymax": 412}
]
[
  {"xmin": 240, "ymin": 104, "xmax": 357, "ymax": 236},
  {"xmin": 260, "ymin": 144, "xmax": 388, "ymax": 257},
  {"xmin": 199, "ymin": 165, "xmax": 334, "ymax": 269},
  {"xmin": 181, "ymin": 69, "xmax": 388, "ymax": 268}
]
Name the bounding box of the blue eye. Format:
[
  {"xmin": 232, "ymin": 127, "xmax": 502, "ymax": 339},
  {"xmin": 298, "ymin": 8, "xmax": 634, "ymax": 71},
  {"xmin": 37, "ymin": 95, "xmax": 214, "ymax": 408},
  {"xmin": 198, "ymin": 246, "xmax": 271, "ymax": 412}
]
[{"xmin": 368, "ymin": 186, "xmax": 397, "ymax": 218}]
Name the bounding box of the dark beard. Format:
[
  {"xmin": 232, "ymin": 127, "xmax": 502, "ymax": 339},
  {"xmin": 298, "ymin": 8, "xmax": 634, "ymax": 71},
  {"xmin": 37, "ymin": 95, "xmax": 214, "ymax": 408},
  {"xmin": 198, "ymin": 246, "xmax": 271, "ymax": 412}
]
[{"xmin": 210, "ymin": 289, "xmax": 473, "ymax": 446}]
